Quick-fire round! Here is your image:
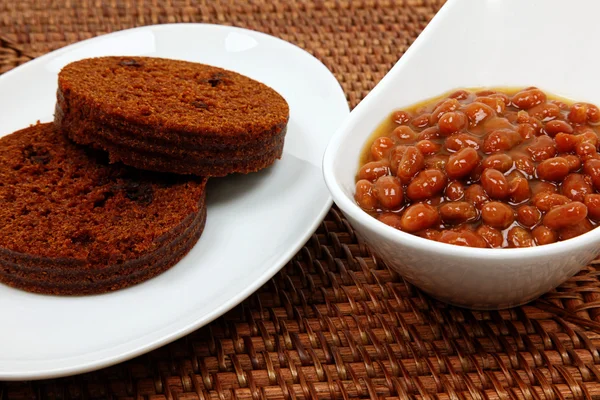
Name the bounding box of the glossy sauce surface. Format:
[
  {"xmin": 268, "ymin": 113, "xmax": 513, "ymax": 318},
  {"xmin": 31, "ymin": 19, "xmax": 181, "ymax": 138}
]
[{"xmin": 355, "ymin": 88, "xmax": 600, "ymax": 248}]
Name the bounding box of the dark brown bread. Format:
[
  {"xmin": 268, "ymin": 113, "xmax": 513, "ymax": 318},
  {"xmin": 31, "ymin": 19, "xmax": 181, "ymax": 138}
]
[
  {"xmin": 55, "ymin": 56, "xmax": 290, "ymax": 176},
  {"xmin": 0, "ymin": 123, "xmax": 207, "ymax": 295}
]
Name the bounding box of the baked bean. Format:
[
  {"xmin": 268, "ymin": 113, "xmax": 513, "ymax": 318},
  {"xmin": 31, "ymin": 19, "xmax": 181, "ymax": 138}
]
[
  {"xmin": 374, "ymin": 176, "xmax": 404, "ymax": 209},
  {"xmin": 392, "ymin": 125, "xmax": 418, "ymax": 143},
  {"xmin": 355, "ymin": 180, "xmax": 377, "ymax": 210},
  {"xmin": 396, "ymin": 146, "xmax": 424, "ymax": 183},
  {"xmin": 370, "ymin": 137, "xmax": 395, "ymax": 160},
  {"xmin": 483, "ymin": 129, "xmax": 522, "ymax": 153},
  {"xmin": 481, "ymin": 169, "xmax": 509, "ymax": 200},
  {"xmin": 530, "ymin": 181, "xmax": 558, "ymax": 195},
  {"xmin": 532, "ymin": 225, "xmax": 558, "ymax": 245},
  {"xmin": 445, "ymin": 181, "xmax": 465, "ymax": 201},
  {"xmin": 439, "ymin": 202, "xmax": 478, "ymax": 225},
  {"xmin": 406, "ymin": 169, "xmax": 447, "ymax": 201},
  {"xmin": 507, "ymin": 226, "xmax": 535, "ymax": 248},
  {"xmin": 551, "ymin": 100, "xmax": 570, "ymax": 110},
  {"xmin": 516, "ymin": 110, "xmax": 544, "ymax": 132},
  {"xmin": 561, "ymin": 173, "xmax": 594, "ymax": 202},
  {"xmin": 417, "ymin": 126, "xmax": 440, "ymax": 140},
  {"xmin": 544, "ymin": 120, "xmax": 573, "ymax": 136},
  {"xmin": 533, "ymin": 192, "xmax": 571, "ymax": 212},
  {"xmin": 584, "ymin": 159, "xmax": 600, "ymax": 190},
  {"xmin": 358, "ymin": 160, "xmax": 390, "ymax": 182},
  {"xmin": 536, "ymin": 157, "xmax": 570, "ymax": 182},
  {"xmin": 392, "ymin": 110, "xmax": 411, "ymax": 125},
  {"xmin": 506, "ymin": 169, "xmax": 525, "ymax": 180},
  {"xmin": 389, "ymin": 145, "xmax": 408, "ymax": 175},
  {"xmin": 575, "ymin": 130, "xmax": 598, "ymax": 146},
  {"xmin": 475, "ymin": 96, "xmax": 506, "ymax": 114},
  {"xmin": 444, "ymin": 133, "xmax": 482, "ymax": 152},
  {"xmin": 543, "ymin": 202, "xmax": 588, "ymax": 229},
  {"xmin": 517, "ymin": 205, "xmax": 541, "ymax": 227},
  {"xmin": 517, "ymin": 110, "xmax": 531, "ymax": 124},
  {"xmin": 559, "ymin": 219, "xmax": 594, "ymax": 241},
  {"xmin": 424, "ymin": 196, "xmax": 443, "ymax": 206},
  {"xmin": 569, "ymin": 103, "xmax": 588, "ymax": 124},
  {"xmin": 400, "ymin": 203, "xmax": 439, "ymax": 233},
  {"xmin": 528, "ymin": 102, "xmax": 561, "ymax": 122},
  {"xmin": 476, "ymin": 89, "xmax": 504, "ymax": 99},
  {"xmin": 416, "ymin": 139, "xmax": 441, "ymax": 155},
  {"xmin": 411, "ymin": 113, "xmax": 431, "ymax": 129},
  {"xmin": 574, "ymin": 125, "xmax": 593, "ymax": 135},
  {"xmin": 481, "ymin": 202, "xmax": 515, "ymax": 229},
  {"xmin": 513, "ymin": 153, "xmax": 536, "ymax": 176},
  {"xmin": 555, "ymin": 132, "xmax": 577, "ymax": 153},
  {"xmin": 575, "ymin": 141, "xmax": 598, "ymax": 161},
  {"xmin": 417, "ymin": 229, "xmax": 442, "ymax": 241},
  {"xmin": 482, "ymin": 154, "xmax": 513, "ymax": 173},
  {"xmin": 563, "ymin": 154, "xmax": 582, "ymax": 172},
  {"xmin": 477, "ymin": 225, "xmax": 504, "ymax": 248},
  {"xmin": 431, "ymin": 99, "xmax": 460, "ymax": 124},
  {"xmin": 511, "ymin": 88, "xmax": 546, "ymax": 109},
  {"xmin": 588, "ymin": 104, "xmax": 600, "ymax": 123},
  {"xmin": 425, "ymin": 154, "xmax": 448, "ymax": 170},
  {"xmin": 465, "ymin": 184, "xmax": 490, "ymax": 209},
  {"xmin": 508, "ymin": 176, "xmax": 531, "ymax": 204},
  {"xmin": 530, "ymin": 117, "xmax": 544, "ymax": 135},
  {"xmin": 449, "ymin": 90, "xmax": 470, "ymax": 100},
  {"xmin": 517, "ymin": 123, "xmax": 536, "ymax": 140},
  {"xmin": 489, "ymin": 93, "xmax": 511, "ymax": 105},
  {"xmin": 445, "ymin": 147, "xmax": 480, "ymax": 179},
  {"xmin": 438, "ymin": 111, "xmax": 468, "ymax": 136},
  {"xmin": 463, "ymin": 102, "xmax": 495, "ymax": 127},
  {"xmin": 438, "ymin": 230, "xmax": 487, "ymax": 248},
  {"xmin": 378, "ymin": 213, "xmax": 403, "ymax": 229},
  {"xmin": 584, "ymin": 194, "xmax": 600, "ymax": 220},
  {"xmin": 527, "ymin": 135, "xmax": 556, "ymax": 161}
]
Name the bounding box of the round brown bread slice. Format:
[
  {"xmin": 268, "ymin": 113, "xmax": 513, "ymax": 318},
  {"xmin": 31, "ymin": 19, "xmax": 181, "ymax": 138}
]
[
  {"xmin": 0, "ymin": 123, "xmax": 207, "ymax": 295},
  {"xmin": 55, "ymin": 56, "xmax": 290, "ymax": 177}
]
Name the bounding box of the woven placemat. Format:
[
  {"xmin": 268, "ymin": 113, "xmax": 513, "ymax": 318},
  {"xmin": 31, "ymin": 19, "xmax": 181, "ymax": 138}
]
[{"xmin": 3, "ymin": 0, "xmax": 600, "ymax": 399}]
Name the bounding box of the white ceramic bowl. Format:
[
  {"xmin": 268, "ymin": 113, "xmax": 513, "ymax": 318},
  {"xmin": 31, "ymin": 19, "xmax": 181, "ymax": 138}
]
[{"xmin": 323, "ymin": 0, "xmax": 600, "ymax": 309}]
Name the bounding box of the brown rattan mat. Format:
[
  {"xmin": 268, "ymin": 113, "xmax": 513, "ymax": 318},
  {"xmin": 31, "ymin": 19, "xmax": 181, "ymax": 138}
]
[{"xmin": 3, "ymin": 0, "xmax": 600, "ymax": 399}]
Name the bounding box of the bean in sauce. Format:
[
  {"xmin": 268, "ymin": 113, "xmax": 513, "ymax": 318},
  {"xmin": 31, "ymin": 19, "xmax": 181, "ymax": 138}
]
[{"xmin": 355, "ymin": 87, "xmax": 600, "ymax": 248}]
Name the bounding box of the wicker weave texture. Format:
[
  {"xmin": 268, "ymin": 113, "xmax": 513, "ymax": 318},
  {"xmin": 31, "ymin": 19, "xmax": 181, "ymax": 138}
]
[{"xmin": 3, "ymin": 1, "xmax": 600, "ymax": 399}]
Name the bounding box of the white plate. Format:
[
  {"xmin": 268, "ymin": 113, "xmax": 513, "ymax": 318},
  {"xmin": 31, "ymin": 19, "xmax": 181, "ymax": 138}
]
[{"xmin": 0, "ymin": 24, "xmax": 349, "ymax": 379}]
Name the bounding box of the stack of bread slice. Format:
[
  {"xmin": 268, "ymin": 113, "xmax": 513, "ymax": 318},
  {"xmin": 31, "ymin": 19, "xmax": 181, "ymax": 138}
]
[{"xmin": 0, "ymin": 56, "xmax": 289, "ymax": 295}]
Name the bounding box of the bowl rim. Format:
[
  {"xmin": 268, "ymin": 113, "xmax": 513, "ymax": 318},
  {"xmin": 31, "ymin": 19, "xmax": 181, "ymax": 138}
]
[{"xmin": 322, "ymin": 0, "xmax": 600, "ymax": 260}]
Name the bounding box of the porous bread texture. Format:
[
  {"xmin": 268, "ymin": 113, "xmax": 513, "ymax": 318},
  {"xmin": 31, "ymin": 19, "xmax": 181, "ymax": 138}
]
[{"xmin": 0, "ymin": 123, "xmax": 207, "ymax": 295}]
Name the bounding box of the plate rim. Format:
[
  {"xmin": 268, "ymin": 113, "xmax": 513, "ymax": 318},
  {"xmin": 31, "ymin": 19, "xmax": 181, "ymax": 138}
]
[{"xmin": 0, "ymin": 22, "xmax": 349, "ymax": 380}]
